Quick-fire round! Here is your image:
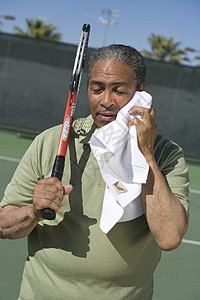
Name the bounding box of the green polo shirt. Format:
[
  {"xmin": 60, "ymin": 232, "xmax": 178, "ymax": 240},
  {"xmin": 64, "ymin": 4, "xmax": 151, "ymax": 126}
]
[{"xmin": 1, "ymin": 115, "xmax": 189, "ymax": 300}]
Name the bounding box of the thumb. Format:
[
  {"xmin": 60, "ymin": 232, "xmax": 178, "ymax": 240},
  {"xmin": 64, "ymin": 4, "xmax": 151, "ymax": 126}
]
[{"xmin": 63, "ymin": 184, "xmax": 73, "ymax": 195}]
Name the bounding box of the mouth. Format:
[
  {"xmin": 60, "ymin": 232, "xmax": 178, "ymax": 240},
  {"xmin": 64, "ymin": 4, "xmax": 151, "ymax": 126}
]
[{"xmin": 96, "ymin": 111, "xmax": 118, "ymax": 123}]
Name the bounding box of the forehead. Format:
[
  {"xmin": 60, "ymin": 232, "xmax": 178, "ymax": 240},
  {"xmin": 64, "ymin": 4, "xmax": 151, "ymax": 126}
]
[{"xmin": 89, "ymin": 59, "xmax": 134, "ymax": 83}]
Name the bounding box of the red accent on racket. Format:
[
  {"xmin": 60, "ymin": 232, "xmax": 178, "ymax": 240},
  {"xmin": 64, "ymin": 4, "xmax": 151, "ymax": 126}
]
[{"xmin": 41, "ymin": 24, "xmax": 90, "ymax": 220}]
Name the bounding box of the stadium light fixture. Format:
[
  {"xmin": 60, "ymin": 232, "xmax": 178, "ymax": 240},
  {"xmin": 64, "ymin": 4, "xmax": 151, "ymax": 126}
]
[
  {"xmin": 0, "ymin": 15, "xmax": 16, "ymax": 20},
  {"xmin": 99, "ymin": 8, "xmax": 120, "ymax": 46},
  {"xmin": 0, "ymin": 15, "xmax": 15, "ymax": 27}
]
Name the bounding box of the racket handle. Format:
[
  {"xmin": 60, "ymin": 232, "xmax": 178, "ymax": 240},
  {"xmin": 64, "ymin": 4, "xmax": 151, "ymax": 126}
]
[
  {"xmin": 41, "ymin": 155, "xmax": 65, "ymax": 220},
  {"xmin": 51, "ymin": 155, "xmax": 65, "ymax": 181},
  {"xmin": 41, "ymin": 208, "xmax": 56, "ymax": 220}
]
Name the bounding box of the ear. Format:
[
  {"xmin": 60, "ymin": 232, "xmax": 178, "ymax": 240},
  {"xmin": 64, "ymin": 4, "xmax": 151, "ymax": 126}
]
[{"xmin": 139, "ymin": 82, "xmax": 145, "ymax": 91}]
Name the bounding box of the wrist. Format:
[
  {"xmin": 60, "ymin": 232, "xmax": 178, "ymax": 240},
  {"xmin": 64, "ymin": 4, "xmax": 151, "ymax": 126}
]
[
  {"xmin": 144, "ymin": 152, "xmax": 156, "ymax": 165},
  {"xmin": 146, "ymin": 156, "xmax": 161, "ymax": 175},
  {"xmin": 28, "ymin": 205, "xmax": 42, "ymax": 223}
]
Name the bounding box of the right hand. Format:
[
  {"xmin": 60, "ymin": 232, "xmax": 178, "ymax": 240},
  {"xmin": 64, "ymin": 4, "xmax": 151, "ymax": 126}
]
[
  {"xmin": 128, "ymin": 105, "xmax": 158, "ymax": 164},
  {"xmin": 33, "ymin": 177, "xmax": 73, "ymax": 220}
]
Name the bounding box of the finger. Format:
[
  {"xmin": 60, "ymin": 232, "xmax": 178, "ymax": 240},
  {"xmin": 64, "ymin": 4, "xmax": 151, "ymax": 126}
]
[
  {"xmin": 129, "ymin": 106, "xmax": 149, "ymax": 116},
  {"xmin": 129, "ymin": 106, "xmax": 152, "ymax": 124},
  {"xmin": 36, "ymin": 185, "xmax": 64, "ymax": 203},
  {"xmin": 33, "ymin": 178, "xmax": 64, "ymax": 213},
  {"xmin": 128, "ymin": 116, "xmax": 143, "ymax": 128},
  {"xmin": 63, "ymin": 184, "xmax": 73, "ymax": 195},
  {"xmin": 36, "ymin": 177, "xmax": 63, "ymax": 190},
  {"xmin": 37, "ymin": 177, "xmax": 64, "ymax": 195},
  {"xmin": 34, "ymin": 188, "xmax": 63, "ymax": 212},
  {"xmin": 48, "ymin": 177, "xmax": 64, "ymax": 191},
  {"xmin": 150, "ymin": 105, "xmax": 156, "ymax": 119}
]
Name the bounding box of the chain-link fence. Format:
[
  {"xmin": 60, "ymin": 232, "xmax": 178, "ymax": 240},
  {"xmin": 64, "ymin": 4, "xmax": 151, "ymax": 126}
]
[{"xmin": 0, "ymin": 33, "xmax": 199, "ymax": 158}]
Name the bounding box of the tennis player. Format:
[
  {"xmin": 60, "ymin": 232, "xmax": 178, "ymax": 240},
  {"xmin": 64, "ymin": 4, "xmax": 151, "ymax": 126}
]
[{"xmin": 0, "ymin": 44, "xmax": 189, "ymax": 300}]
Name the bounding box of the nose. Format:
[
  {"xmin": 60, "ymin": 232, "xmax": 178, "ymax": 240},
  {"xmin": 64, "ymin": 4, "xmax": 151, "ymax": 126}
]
[{"xmin": 100, "ymin": 90, "xmax": 114, "ymax": 109}]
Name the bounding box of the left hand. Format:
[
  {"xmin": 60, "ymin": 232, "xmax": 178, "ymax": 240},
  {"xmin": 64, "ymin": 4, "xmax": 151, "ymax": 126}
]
[{"xmin": 128, "ymin": 105, "xmax": 158, "ymax": 163}]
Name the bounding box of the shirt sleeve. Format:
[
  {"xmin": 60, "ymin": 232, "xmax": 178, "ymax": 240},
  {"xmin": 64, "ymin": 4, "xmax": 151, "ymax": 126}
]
[
  {"xmin": 0, "ymin": 135, "xmax": 43, "ymax": 207},
  {"xmin": 154, "ymin": 135, "xmax": 190, "ymax": 212},
  {"xmin": 0, "ymin": 125, "xmax": 62, "ymax": 208}
]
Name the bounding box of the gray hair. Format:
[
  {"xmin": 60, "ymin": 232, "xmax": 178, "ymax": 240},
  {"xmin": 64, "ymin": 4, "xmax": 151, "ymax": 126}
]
[{"xmin": 87, "ymin": 44, "xmax": 147, "ymax": 89}]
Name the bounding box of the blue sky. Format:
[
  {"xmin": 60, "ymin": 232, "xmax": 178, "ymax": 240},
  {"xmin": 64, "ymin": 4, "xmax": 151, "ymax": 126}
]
[{"xmin": 0, "ymin": 0, "xmax": 199, "ymax": 65}]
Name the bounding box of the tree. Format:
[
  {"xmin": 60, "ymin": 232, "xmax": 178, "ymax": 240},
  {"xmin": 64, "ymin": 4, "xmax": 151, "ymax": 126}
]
[
  {"xmin": 14, "ymin": 18, "xmax": 62, "ymax": 42},
  {"xmin": 194, "ymin": 56, "xmax": 200, "ymax": 68},
  {"xmin": 141, "ymin": 34, "xmax": 188, "ymax": 64},
  {"xmin": 185, "ymin": 48, "xmax": 200, "ymax": 67}
]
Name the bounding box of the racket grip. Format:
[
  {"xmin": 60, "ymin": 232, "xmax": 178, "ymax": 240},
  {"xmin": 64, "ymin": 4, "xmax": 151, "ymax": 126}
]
[
  {"xmin": 41, "ymin": 208, "xmax": 56, "ymax": 220},
  {"xmin": 51, "ymin": 155, "xmax": 65, "ymax": 181},
  {"xmin": 41, "ymin": 155, "xmax": 65, "ymax": 220}
]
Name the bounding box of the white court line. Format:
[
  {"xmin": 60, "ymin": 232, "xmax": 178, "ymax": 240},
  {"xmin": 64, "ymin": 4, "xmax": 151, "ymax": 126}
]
[
  {"xmin": 189, "ymin": 189, "xmax": 200, "ymax": 195},
  {"xmin": 0, "ymin": 156, "xmax": 199, "ymax": 193},
  {"xmin": 182, "ymin": 239, "xmax": 200, "ymax": 246},
  {"xmin": 1, "ymin": 152, "xmax": 200, "ymax": 246},
  {"xmin": 0, "ymin": 155, "xmax": 20, "ymax": 163}
]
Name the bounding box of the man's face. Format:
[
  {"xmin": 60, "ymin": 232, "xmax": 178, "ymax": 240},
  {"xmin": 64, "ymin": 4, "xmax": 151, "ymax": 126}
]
[{"xmin": 88, "ymin": 59, "xmax": 139, "ymax": 128}]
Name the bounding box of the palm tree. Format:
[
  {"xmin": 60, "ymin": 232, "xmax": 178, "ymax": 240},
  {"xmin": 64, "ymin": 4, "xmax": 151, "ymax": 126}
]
[
  {"xmin": 14, "ymin": 18, "xmax": 62, "ymax": 42},
  {"xmin": 194, "ymin": 56, "xmax": 200, "ymax": 67},
  {"xmin": 141, "ymin": 34, "xmax": 188, "ymax": 64},
  {"xmin": 185, "ymin": 47, "xmax": 200, "ymax": 67}
]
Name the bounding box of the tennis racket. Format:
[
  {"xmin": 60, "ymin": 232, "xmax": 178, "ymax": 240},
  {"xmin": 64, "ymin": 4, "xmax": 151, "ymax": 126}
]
[{"xmin": 41, "ymin": 24, "xmax": 90, "ymax": 220}]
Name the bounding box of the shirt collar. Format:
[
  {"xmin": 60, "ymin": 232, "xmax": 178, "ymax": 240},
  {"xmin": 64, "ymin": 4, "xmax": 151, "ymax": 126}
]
[{"xmin": 72, "ymin": 114, "xmax": 97, "ymax": 144}]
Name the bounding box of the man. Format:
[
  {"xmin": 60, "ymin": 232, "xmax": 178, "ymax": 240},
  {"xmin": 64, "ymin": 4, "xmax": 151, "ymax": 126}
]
[{"xmin": 0, "ymin": 45, "xmax": 189, "ymax": 299}]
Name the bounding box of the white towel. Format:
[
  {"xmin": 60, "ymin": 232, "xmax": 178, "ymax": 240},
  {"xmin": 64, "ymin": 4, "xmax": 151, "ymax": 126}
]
[{"xmin": 90, "ymin": 91, "xmax": 152, "ymax": 233}]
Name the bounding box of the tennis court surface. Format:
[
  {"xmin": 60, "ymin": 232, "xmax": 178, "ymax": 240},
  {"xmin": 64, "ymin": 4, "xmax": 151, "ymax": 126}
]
[{"xmin": 0, "ymin": 131, "xmax": 199, "ymax": 300}]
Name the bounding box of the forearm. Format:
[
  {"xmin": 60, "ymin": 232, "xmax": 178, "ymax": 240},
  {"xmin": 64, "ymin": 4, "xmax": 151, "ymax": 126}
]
[
  {"xmin": 129, "ymin": 105, "xmax": 189, "ymax": 250},
  {"xmin": 0, "ymin": 179, "xmax": 72, "ymax": 240},
  {"xmin": 142, "ymin": 158, "xmax": 189, "ymax": 251},
  {"xmin": 0, "ymin": 205, "xmax": 39, "ymax": 239}
]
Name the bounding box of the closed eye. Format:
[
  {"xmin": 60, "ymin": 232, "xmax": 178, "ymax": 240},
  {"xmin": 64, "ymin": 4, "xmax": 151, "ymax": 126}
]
[
  {"xmin": 113, "ymin": 87, "xmax": 127, "ymax": 95},
  {"xmin": 90, "ymin": 83, "xmax": 104, "ymax": 94},
  {"xmin": 92, "ymin": 88, "xmax": 104, "ymax": 93}
]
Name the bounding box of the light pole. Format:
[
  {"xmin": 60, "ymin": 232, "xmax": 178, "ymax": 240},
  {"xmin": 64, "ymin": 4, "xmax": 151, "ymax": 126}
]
[{"xmin": 99, "ymin": 8, "xmax": 120, "ymax": 46}]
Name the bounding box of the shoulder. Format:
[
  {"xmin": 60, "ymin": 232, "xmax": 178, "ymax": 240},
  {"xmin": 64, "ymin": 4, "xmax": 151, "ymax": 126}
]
[
  {"xmin": 20, "ymin": 125, "xmax": 63, "ymax": 163},
  {"xmin": 154, "ymin": 134, "xmax": 184, "ymax": 169},
  {"xmin": 34, "ymin": 124, "xmax": 62, "ymax": 144}
]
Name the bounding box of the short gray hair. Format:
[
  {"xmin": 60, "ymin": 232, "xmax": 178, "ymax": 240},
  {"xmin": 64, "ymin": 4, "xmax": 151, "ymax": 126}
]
[{"xmin": 87, "ymin": 44, "xmax": 147, "ymax": 89}]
